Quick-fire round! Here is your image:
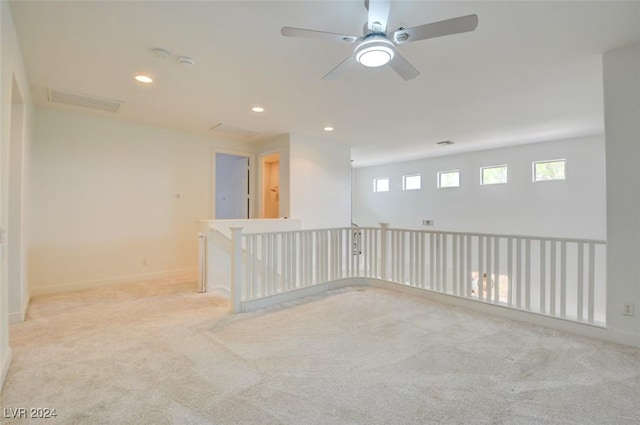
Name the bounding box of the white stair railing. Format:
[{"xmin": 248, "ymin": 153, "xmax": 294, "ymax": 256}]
[
  {"xmin": 229, "ymin": 226, "xmax": 381, "ymax": 312},
  {"xmin": 383, "ymin": 229, "xmax": 607, "ymax": 325},
  {"xmin": 228, "ymin": 224, "xmax": 607, "ymax": 325}
]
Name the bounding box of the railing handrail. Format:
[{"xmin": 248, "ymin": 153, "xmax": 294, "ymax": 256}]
[
  {"xmin": 386, "ymin": 227, "xmax": 606, "ymax": 245},
  {"xmin": 240, "ymin": 226, "xmax": 379, "ymax": 237},
  {"xmin": 240, "ymin": 225, "xmax": 605, "ymax": 246}
]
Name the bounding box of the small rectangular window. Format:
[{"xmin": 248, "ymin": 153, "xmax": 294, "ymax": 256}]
[
  {"xmin": 437, "ymin": 170, "xmax": 460, "ymax": 188},
  {"xmin": 481, "ymin": 165, "xmax": 508, "ymax": 185},
  {"xmin": 373, "ymin": 177, "xmax": 389, "ymax": 192},
  {"xmin": 533, "ymin": 159, "xmax": 566, "ymax": 182},
  {"xmin": 402, "ymin": 174, "xmax": 421, "ymax": 191}
]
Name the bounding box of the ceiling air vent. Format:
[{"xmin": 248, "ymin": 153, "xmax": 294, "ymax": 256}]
[
  {"xmin": 209, "ymin": 123, "xmax": 261, "ymax": 141},
  {"xmin": 48, "ymin": 89, "xmax": 123, "ymax": 113}
]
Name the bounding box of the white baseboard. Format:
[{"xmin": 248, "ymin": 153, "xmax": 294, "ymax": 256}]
[
  {"xmin": 242, "ymin": 282, "xmax": 334, "ymax": 312},
  {"xmin": 1, "ymin": 347, "xmax": 12, "ymax": 394},
  {"xmin": 8, "ymin": 311, "xmax": 24, "ymax": 324},
  {"xmin": 209, "ymin": 285, "xmax": 230, "ymax": 296},
  {"xmin": 30, "ymin": 268, "xmax": 197, "ymax": 297},
  {"xmin": 240, "ymin": 278, "xmax": 640, "ymax": 349},
  {"xmin": 8, "ymin": 293, "xmax": 31, "ymax": 324}
]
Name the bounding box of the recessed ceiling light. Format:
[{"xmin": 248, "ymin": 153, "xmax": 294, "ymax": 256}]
[
  {"xmin": 324, "ymin": 126, "xmax": 334, "ymax": 132},
  {"xmin": 135, "ymin": 75, "xmax": 153, "ymax": 84},
  {"xmin": 251, "ymin": 106, "xmax": 265, "ymax": 113},
  {"xmin": 437, "ymin": 140, "xmax": 454, "ymax": 145}
]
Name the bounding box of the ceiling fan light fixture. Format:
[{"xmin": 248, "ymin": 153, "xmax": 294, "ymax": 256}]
[{"xmin": 355, "ymin": 37, "xmax": 395, "ymax": 68}]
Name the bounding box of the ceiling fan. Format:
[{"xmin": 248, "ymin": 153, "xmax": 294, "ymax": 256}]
[{"xmin": 281, "ymin": 0, "xmax": 478, "ymax": 81}]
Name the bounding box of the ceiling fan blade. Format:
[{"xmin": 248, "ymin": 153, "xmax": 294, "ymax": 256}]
[
  {"xmin": 323, "ymin": 55, "xmax": 356, "ymax": 80},
  {"xmin": 391, "ymin": 14, "xmax": 478, "ymax": 45},
  {"xmin": 366, "ymin": 0, "xmax": 392, "ymax": 32},
  {"xmin": 281, "ymin": 27, "xmax": 358, "ymax": 43},
  {"xmin": 388, "ymin": 52, "xmax": 420, "ymax": 81}
]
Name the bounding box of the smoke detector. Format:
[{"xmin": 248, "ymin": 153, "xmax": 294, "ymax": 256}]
[
  {"xmin": 153, "ymin": 48, "xmax": 171, "ymax": 58},
  {"xmin": 177, "ymin": 56, "xmax": 196, "ymax": 67}
]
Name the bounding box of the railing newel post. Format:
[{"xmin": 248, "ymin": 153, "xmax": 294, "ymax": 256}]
[{"xmin": 197, "ymin": 232, "xmax": 207, "ymax": 293}]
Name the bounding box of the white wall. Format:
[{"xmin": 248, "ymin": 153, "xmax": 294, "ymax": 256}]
[
  {"xmin": 354, "ymin": 136, "xmax": 606, "ymax": 240},
  {"xmin": 28, "ymin": 111, "xmax": 353, "ymax": 297},
  {"xmin": 29, "ymin": 107, "xmax": 255, "ymax": 295},
  {"xmin": 0, "ymin": 0, "xmax": 8, "ymax": 392},
  {"xmin": 1, "ymin": 0, "xmax": 35, "ymax": 390},
  {"xmin": 289, "ymin": 134, "xmax": 352, "ymax": 229},
  {"xmin": 603, "ymin": 43, "xmax": 640, "ymax": 339}
]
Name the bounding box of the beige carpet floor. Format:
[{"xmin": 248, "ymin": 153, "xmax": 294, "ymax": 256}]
[{"xmin": 1, "ymin": 275, "xmax": 639, "ymax": 425}]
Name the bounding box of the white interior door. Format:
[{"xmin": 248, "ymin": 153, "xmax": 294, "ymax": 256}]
[{"xmin": 215, "ymin": 153, "xmax": 249, "ymax": 219}]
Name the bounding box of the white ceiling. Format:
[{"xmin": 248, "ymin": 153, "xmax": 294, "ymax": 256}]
[{"xmin": 9, "ymin": 1, "xmax": 640, "ymax": 167}]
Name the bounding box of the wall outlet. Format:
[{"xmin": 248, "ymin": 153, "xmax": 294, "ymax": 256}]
[
  {"xmin": 142, "ymin": 259, "xmax": 147, "ymax": 266},
  {"xmin": 422, "ymin": 220, "xmax": 434, "ymax": 226},
  {"xmin": 623, "ymin": 303, "xmax": 634, "ymax": 316}
]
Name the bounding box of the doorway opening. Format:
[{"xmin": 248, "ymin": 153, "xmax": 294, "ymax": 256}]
[
  {"xmin": 261, "ymin": 153, "xmax": 280, "ymax": 218},
  {"xmin": 215, "ymin": 153, "xmax": 250, "ymax": 219}
]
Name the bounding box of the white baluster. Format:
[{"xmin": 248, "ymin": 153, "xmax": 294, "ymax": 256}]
[{"xmin": 230, "ymin": 227, "xmax": 243, "ymax": 313}]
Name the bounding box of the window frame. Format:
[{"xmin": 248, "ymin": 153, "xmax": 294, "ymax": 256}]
[
  {"xmin": 373, "ymin": 177, "xmax": 390, "ymax": 193},
  {"xmin": 402, "ymin": 173, "xmax": 422, "ymax": 191},
  {"xmin": 532, "ymin": 159, "xmax": 566, "ymax": 182},
  {"xmin": 437, "ymin": 170, "xmax": 460, "ymax": 189},
  {"xmin": 480, "ymin": 164, "xmax": 508, "ymax": 185}
]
